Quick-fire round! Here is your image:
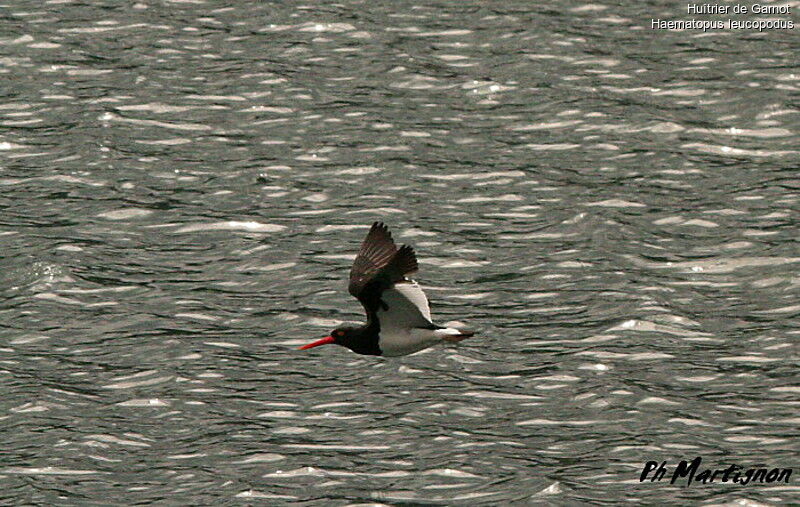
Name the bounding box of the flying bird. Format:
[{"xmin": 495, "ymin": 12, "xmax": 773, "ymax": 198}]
[{"xmin": 299, "ymin": 222, "xmax": 474, "ymax": 356}]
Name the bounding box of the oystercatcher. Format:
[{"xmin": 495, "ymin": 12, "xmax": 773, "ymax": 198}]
[{"xmin": 299, "ymin": 222, "xmax": 474, "ymax": 356}]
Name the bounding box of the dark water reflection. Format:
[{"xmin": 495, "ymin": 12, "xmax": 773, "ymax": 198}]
[{"xmin": 1, "ymin": 0, "xmax": 798, "ymax": 504}]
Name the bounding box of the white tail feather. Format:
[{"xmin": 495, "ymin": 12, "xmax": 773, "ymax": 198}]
[{"xmin": 435, "ymin": 327, "xmax": 474, "ymax": 343}]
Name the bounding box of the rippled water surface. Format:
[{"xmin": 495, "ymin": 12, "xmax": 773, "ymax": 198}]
[{"xmin": 2, "ymin": 1, "xmax": 799, "ymax": 504}]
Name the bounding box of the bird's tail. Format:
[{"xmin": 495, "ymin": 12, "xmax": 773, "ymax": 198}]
[{"xmin": 435, "ymin": 327, "xmax": 475, "ymax": 343}]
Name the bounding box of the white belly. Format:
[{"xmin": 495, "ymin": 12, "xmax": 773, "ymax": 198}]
[{"xmin": 379, "ymin": 328, "xmax": 441, "ymax": 357}]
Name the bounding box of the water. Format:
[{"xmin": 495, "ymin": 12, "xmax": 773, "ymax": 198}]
[{"xmin": 1, "ymin": 1, "xmax": 798, "ymax": 504}]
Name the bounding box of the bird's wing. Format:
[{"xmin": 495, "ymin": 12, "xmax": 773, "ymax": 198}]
[
  {"xmin": 348, "ymin": 222, "xmax": 419, "ymax": 314},
  {"xmin": 376, "ymin": 280, "xmax": 433, "ymax": 330}
]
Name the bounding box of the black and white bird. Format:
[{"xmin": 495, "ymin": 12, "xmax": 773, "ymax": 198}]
[{"xmin": 299, "ymin": 222, "xmax": 474, "ymax": 356}]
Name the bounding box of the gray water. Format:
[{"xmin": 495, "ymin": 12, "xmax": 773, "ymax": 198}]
[{"xmin": 1, "ymin": 1, "xmax": 798, "ymax": 505}]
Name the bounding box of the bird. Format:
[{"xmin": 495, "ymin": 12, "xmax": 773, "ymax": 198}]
[{"xmin": 299, "ymin": 222, "xmax": 474, "ymax": 356}]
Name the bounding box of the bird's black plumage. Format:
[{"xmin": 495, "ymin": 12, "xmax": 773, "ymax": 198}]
[{"xmin": 348, "ymin": 221, "xmax": 418, "ymax": 319}]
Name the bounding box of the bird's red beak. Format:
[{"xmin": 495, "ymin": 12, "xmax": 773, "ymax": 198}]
[{"xmin": 298, "ymin": 336, "xmax": 335, "ymax": 350}]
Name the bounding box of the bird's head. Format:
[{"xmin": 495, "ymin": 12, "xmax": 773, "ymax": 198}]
[
  {"xmin": 298, "ymin": 325, "xmax": 359, "ymax": 351},
  {"xmin": 298, "ymin": 325, "xmax": 380, "ymax": 355}
]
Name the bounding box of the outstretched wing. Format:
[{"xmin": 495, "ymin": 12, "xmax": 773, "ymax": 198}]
[
  {"xmin": 377, "ymin": 280, "xmax": 433, "ymax": 330},
  {"xmin": 348, "ymin": 222, "xmax": 419, "ymax": 315}
]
